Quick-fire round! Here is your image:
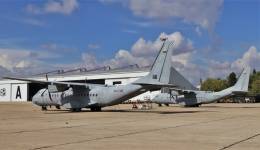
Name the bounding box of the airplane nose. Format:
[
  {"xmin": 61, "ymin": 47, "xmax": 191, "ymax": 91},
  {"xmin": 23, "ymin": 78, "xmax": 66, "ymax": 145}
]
[{"xmin": 32, "ymin": 95, "xmax": 39, "ymax": 105}]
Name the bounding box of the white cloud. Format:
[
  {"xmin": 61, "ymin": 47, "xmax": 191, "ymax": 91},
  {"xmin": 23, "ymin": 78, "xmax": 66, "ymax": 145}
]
[
  {"xmin": 231, "ymin": 46, "xmax": 260, "ymax": 70},
  {"xmin": 171, "ymin": 46, "xmax": 260, "ymax": 84},
  {"xmin": 101, "ymin": 0, "xmax": 223, "ymax": 31},
  {"xmin": 0, "ymin": 48, "xmax": 60, "ymax": 75},
  {"xmin": 26, "ymin": 0, "xmax": 79, "ymax": 15},
  {"xmin": 81, "ymin": 53, "xmax": 99, "ymax": 69},
  {"xmin": 105, "ymin": 49, "xmax": 152, "ymax": 67},
  {"xmin": 131, "ymin": 32, "xmax": 194, "ymax": 57},
  {"xmin": 131, "ymin": 37, "xmax": 160, "ymax": 57},
  {"xmin": 207, "ymin": 60, "xmax": 231, "ymax": 78},
  {"xmin": 196, "ymin": 46, "xmax": 260, "ymax": 81},
  {"xmin": 0, "ymin": 49, "xmax": 39, "ymax": 70},
  {"xmin": 172, "ymin": 52, "xmax": 192, "ymax": 66}
]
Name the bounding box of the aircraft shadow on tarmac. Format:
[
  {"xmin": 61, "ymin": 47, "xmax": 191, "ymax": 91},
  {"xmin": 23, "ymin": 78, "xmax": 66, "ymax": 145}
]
[
  {"xmin": 202, "ymin": 105, "xmax": 260, "ymax": 109},
  {"xmin": 42, "ymin": 109, "xmax": 215, "ymax": 115}
]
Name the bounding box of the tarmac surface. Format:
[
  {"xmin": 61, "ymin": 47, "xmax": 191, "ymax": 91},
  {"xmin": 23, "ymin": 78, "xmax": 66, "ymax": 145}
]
[{"xmin": 0, "ymin": 102, "xmax": 260, "ymax": 150}]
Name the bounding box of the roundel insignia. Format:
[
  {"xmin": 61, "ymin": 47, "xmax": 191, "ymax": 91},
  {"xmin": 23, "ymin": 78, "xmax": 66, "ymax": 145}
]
[{"xmin": 0, "ymin": 88, "xmax": 6, "ymax": 96}]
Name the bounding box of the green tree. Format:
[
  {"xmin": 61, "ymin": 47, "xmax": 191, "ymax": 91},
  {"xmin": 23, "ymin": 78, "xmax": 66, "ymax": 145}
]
[
  {"xmin": 251, "ymin": 79, "xmax": 260, "ymax": 94},
  {"xmin": 201, "ymin": 78, "xmax": 228, "ymax": 92},
  {"xmin": 227, "ymin": 72, "xmax": 237, "ymax": 86},
  {"xmin": 249, "ymin": 71, "xmax": 260, "ymax": 94}
]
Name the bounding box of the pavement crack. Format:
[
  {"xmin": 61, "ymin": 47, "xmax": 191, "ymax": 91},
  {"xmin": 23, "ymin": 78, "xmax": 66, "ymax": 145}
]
[{"xmin": 218, "ymin": 133, "xmax": 260, "ymax": 150}]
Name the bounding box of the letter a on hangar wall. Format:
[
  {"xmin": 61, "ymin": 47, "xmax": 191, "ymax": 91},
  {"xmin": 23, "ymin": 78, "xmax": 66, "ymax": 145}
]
[{"xmin": 16, "ymin": 86, "xmax": 21, "ymax": 99}]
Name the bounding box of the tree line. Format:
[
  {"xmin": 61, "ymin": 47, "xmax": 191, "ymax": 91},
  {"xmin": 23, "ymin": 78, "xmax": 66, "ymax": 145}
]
[{"xmin": 200, "ymin": 69, "xmax": 260, "ymax": 95}]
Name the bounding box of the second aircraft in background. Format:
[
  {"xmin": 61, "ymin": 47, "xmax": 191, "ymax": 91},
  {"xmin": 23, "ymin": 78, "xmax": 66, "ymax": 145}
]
[{"xmin": 152, "ymin": 67, "xmax": 251, "ymax": 107}]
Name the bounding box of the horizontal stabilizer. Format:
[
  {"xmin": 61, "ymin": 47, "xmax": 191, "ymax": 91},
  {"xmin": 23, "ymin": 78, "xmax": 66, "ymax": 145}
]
[{"xmin": 168, "ymin": 67, "xmax": 197, "ymax": 90}]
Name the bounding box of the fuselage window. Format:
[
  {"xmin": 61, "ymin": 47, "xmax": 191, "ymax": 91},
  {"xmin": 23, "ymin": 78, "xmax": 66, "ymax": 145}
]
[{"xmin": 113, "ymin": 81, "xmax": 122, "ymax": 85}]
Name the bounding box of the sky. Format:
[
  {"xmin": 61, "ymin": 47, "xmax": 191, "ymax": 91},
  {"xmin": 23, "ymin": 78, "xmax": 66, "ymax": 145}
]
[{"xmin": 0, "ymin": 0, "xmax": 259, "ymax": 84}]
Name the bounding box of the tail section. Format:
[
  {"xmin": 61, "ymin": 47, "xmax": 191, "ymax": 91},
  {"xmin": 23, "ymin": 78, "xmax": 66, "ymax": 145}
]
[
  {"xmin": 231, "ymin": 67, "xmax": 251, "ymax": 93},
  {"xmin": 168, "ymin": 67, "xmax": 197, "ymax": 90},
  {"xmin": 133, "ymin": 39, "xmax": 174, "ymax": 85}
]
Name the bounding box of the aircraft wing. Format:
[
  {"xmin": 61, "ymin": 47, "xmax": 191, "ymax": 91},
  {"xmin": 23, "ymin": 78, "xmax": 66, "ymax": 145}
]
[
  {"xmin": 169, "ymin": 87, "xmax": 196, "ymax": 95},
  {"xmin": 3, "ymin": 77, "xmax": 104, "ymax": 88}
]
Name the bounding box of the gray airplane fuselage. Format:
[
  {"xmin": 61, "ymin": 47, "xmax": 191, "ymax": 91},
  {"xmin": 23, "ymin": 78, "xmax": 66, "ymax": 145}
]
[
  {"xmin": 33, "ymin": 84, "xmax": 145, "ymax": 109},
  {"xmin": 152, "ymin": 88, "xmax": 239, "ymax": 107}
]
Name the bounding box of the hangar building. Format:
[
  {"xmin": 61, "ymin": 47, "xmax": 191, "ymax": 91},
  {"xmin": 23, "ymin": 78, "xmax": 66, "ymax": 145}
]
[{"xmin": 0, "ymin": 66, "xmax": 158, "ymax": 102}]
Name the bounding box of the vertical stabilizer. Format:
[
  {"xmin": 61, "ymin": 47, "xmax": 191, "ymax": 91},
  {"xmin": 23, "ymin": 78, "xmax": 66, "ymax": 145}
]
[
  {"xmin": 133, "ymin": 40, "xmax": 174, "ymax": 85},
  {"xmin": 232, "ymin": 67, "xmax": 251, "ymax": 92}
]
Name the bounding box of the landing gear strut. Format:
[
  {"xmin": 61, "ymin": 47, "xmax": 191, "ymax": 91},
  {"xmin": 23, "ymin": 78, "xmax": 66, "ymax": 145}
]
[
  {"xmin": 90, "ymin": 107, "xmax": 101, "ymax": 112},
  {"xmin": 41, "ymin": 106, "xmax": 47, "ymax": 111}
]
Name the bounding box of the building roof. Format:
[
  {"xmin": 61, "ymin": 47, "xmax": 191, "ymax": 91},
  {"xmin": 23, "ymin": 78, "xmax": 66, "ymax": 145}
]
[{"xmin": 0, "ymin": 66, "xmax": 150, "ymax": 84}]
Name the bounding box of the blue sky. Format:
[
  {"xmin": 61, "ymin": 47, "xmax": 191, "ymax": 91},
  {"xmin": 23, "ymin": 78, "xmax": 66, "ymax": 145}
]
[{"xmin": 0, "ymin": 0, "xmax": 259, "ymax": 83}]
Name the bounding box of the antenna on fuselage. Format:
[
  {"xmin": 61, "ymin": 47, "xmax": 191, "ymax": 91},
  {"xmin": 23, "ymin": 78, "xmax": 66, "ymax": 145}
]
[{"xmin": 45, "ymin": 74, "xmax": 49, "ymax": 81}]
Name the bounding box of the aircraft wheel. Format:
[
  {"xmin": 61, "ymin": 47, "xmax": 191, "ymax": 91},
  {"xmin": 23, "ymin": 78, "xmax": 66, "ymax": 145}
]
[
  {"xmin": 191, "ymin": 104, "xmax": 200, "ymax": 107},
  {"xmin": 56, "ymin": 106, "xmax": 61, "ymax": 109},
  {"xmin": 96, "ymin": 107, "xmax": 101, "ymax": 111},
  {"xmin": 90, "ymin": 107, "xmax": 102, "ymax": 112},
  {"xmin": 158, "ymin": 104, "xmax": 162, "ymax": 107},
  {"xmin": 41, "ymin": 106, "xmax": 47, "ymax": 111},
  {"xmin": 165, "ymin": 104, "xmax": 169, "ymax": 107},
  {"xmin": 71, "ymin": 108, "xmax": 82, "ymax": 112},
  {"xmin": 194, "ymin": 104, "xmax": 200, "ymax": 107}
]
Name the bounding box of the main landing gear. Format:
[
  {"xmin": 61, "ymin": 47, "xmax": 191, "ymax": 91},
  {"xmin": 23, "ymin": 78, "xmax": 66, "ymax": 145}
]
[
  {"xmin": 90, "ymin": 107, "xmax": 102, "ymax": 112},
  {"xmin": 41, "ymin": 106, "xmax": 61, "ymax": 111},
  {"xmin": 71, "ymin": 108, "xmax": 82, "ymax": 112},
  {"xmin": 41, "ymin": 106, "xmax": 47, "ymax": 111}
]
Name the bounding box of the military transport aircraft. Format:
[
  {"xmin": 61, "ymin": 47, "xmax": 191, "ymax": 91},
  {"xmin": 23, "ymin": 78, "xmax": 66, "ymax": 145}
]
[
  {"xmin": 152, "ymin": 67, "xmax": 250, "ymax": 107},
  {"xmin": 4, "ymin": 39, "xmax": 177, "ymax": 112}
]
